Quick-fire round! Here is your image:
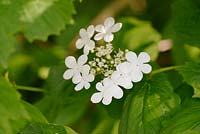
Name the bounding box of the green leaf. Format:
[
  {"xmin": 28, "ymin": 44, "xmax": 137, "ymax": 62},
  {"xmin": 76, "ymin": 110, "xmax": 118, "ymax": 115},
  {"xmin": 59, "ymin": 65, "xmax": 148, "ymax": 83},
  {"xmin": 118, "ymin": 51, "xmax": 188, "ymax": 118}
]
[
  {"xmin": 164, "ymin": 0, "xmax": 200, "ymax": 48},
  {"xmin": 0, "ymin": 76, "xmax": 52, "ymax": 134},
  {"xmin": 0, "ymin": 77, "xmax": 30, "ymax": 134},
  {"xmin": 119, "ymin": 74, "xmax": 180, "ymax": 134},
  {"xmin": 160, "ymin": 100, "xmax": 200, "ymax": 134},
  {"xmin": 21, "ymin": 101, "xmax": 48, "ymax": 123},
  {"xmin": 177, "ymin": 62, "xmax": 200, "ymax": 98},
  {"xmin": 20, "ymin": 0, "xmax": 75, "ymax": 41},
  {"xmin": 36, "ymin": 65, "xmax": 90, "ymax": 125},
  {"xmin": 0, "ymin": 0, "xmax": 75, "ymax": 68},
  {"xmin": 19, "ymin": 122, "xmax": 68, "ymax": 134}
]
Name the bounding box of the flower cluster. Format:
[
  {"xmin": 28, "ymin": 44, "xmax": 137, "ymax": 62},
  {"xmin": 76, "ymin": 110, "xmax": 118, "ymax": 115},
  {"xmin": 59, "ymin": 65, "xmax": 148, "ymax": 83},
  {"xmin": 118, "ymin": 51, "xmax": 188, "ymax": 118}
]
[{"xmin": 63, "ymin": 17, "xmax": 152, "ymax": 105}]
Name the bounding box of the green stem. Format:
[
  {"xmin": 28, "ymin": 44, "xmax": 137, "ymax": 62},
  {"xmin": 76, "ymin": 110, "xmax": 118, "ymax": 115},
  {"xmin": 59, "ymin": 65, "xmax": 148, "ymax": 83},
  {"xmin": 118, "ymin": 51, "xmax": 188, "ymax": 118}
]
[
  {"xmin": 150, "ymin": 65, "xmax": 183, "ymax": 77},
  {"xmin": 14, "ymin": 84, "xmax": 44, "ymax": 92}
]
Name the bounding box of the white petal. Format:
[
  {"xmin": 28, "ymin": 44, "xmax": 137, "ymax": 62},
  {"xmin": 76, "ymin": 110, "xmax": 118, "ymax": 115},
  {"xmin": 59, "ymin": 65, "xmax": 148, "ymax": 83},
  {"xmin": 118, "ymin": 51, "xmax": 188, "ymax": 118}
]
[
  {"xmin": 103, "ymin": 78, "xmax": 114, "ymax": 87},
  {"xmin": 125, "ymin": 51, "xmax": 138, "ymax": 63},
  {"xmin": 111, "ymin": 71, "xmax": 120, "ymax": 81},
  {"xmin": 141, "ymin": 64, "xmax": 152, "ymax": 74},
  {"xmin": 104, "ymin": 17, "xmax": 115, "ymax": 28},
  {"xmin": 118, "ymin": 77, "xmax": 133, "ymax": 89},
  {"xmin": 87, "ymin": 40, "xmax": 95, "ymax": 50},
  {"xmin": 117, "ymin": 62, "xmax": 132, "ymax": 74},
  {"xmin": 138, "ymin": 52, "xmax": 151, "ymax": 63},
  {"xmin": 65, "ymin": 56, "xmax": 76, "ymax": 68},
  {"xmin": 96, "ymin": 82, "xmax": 103, "ymax": 91},
  {"xmin": 102, "ymin": 96, "xmax": 112, "ymax": 105},
  {"xmin": 83, "ymin": 46, "xmax": 90, "ymax": 55},
  {"xmin": 104, "ymin": 33, "xmax": 114, "ymax": 42},
  {"xmin": 113, "ymin": 86, "xmax": 123, "ymax": 99},
  {"xmin": 75, "ymin": 82, "xmax": 84, "ymax": 91},
  {"xmin": 87, "ymin": 25, "xmax": 95, "ymax": 37},
  {"xmin": 111, "ymin": 23, "xmax": 122, "ymax": 32},
  {"xmin": 76, "ymin": 39, "xmax": 85, "ymax": 49},
  {"xmin": 131, "ymin": 69, "xmax": 143, "ymax": 82},
  {"xmin": 81, "ymin": 65, "xmax": 90, "ymax": 74},
  {"xmin": 95, "ymin": 24, "xmax": 105, "ymax": 33},
  {"xmin": 91, "ymin": 92, "xmax": 102, "ymax": 103},
  {"xmin": 84, "ymin": 82, "xmax": 90, "ymax": 89},
  {"xmin": 94, "ymin": 33, "xmax": 104, "ymax": 41},
  {"xmin": 63, "ymin": 69, "xmax": 73, "ymax": 80},
  {"xmin": 79, "ymin": 28, "xmax": 87, "ymax": 38},
  {"xmin": 78, "ymin": 55, "xmax": 88, "ymax": 65},
  {"xmin": 87, "ymin": 74, "xmax": 95, "ymax": 82},
  {"xmin": 72, "ymin": 74, "xmax": 82, "ymax": 84}
]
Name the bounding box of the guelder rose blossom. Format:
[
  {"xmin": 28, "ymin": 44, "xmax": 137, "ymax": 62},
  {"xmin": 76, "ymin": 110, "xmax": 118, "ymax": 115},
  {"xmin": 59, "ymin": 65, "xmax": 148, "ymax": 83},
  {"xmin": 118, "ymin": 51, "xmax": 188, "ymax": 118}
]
[
  {"xmin": 63, "ymin": 17, "xmax": 152, "ymax": 105},
  {"xmin": 76, "ymin": 25, "xmax": 95, "ymax": 55},
  {"xmin": 111, "ymin": 71, "xmax": 133, "ymax": 89},
  {"xmin": 122, "ymin": 52, "xmax": 152, "ymax": 82},
  {"xmin": 74, "ymin": 72, "xmax": 95, "ymax": 91},
  {"xmin": 63, "ymin": 55, "xmax": 90, "ymax": 84},
  {"xmin": 91, "ymin": 78, "xmax": 123, "ymax": 105},
  {"xmin": 94, "ymin": 17, "xmax": 122, "ymax": 42}
]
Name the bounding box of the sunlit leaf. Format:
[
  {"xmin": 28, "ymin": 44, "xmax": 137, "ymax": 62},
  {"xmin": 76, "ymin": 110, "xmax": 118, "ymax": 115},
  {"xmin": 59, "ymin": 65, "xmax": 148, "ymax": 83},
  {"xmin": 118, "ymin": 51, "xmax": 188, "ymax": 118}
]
[{"xmin": 0, "ymin": 0, "xmax": 75, "ymax": 68}]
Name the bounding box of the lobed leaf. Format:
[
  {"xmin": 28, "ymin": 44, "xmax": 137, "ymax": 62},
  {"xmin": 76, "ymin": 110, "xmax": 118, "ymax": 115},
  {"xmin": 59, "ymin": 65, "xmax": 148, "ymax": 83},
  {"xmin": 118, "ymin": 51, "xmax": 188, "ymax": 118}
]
[
  {"xmin": 0, "ymin": 0, "xmax": 75, "ymax": 68},
  {"xmin": 119, "ymin": 74, "xmax": 180, "ymax": 134}
]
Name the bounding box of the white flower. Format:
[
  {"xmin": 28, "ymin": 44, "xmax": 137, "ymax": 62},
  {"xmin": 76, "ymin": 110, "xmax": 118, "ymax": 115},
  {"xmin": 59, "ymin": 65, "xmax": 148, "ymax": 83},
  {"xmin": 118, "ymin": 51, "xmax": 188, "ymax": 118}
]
[
  {"xmin": 76, "ymin": 25, "xmax": 95, "ymax": 55},
  {"xmin": 119, "ymin": 52, "xmax": 152, "ymax": 82},
  {"xmin": 63, "ymin": 55, "xmax": 90, "ymax": 84},
  {"xmin": 94, "ymin": 17, "xmax": 122, "ymax": 42},
  {"xmin": 74, "ymin": 72, "xmax": 95, "ymax": 91},
  {"xmin": 111, "ymin": 70, "xmax": 133, "ymax": 89},
  {"xmin": 91, "ymin": 78, "xmax": 123, "ymax": 105}
]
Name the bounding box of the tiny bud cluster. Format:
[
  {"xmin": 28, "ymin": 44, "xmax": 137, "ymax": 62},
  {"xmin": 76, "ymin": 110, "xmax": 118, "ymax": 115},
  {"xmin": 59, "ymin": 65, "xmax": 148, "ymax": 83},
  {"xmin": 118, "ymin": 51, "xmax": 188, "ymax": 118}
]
[{"xmin": 63, "ymin": 17, "xmax": 152, "ymax": 105}]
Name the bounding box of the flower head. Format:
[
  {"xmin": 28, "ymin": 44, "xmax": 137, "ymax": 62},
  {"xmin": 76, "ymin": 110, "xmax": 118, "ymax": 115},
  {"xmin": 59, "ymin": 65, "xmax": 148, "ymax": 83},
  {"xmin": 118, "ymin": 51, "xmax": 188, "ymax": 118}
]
[
  {"xmin": 91, "ymin": 78, "xmax": 123, "ymax": 105},
  {"xmin": 63, "ymin": 17, "xmax": 152, "ymax": 105},
  {"xmin": 63, "ymin": 55, "xmax": 90, "ymax": 84},
  {"xmin": 76, "ymin": 25, "xmax": 95, "ymax": 55},
  {"xmin": 94, "ymin": 17, "xmax": 122, "ymax": 42}
]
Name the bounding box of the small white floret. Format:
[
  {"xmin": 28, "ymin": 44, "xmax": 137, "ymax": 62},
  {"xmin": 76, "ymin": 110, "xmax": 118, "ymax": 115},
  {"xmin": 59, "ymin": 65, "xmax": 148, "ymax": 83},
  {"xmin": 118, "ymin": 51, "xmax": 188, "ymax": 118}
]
[
  {"xmin": 91, "ymin": 78, "xmax": 123, "ymax": 105},
  {"xmin": 63, "ymin": 55, "xmax": 90, "ymax": 84},
  {"xmin": 94, "ymin": 17, "xmax": 122, "ymax": 42},
  {"xmin": 76, "ymin": 25, "xmax": 95, "ymax": 55}
]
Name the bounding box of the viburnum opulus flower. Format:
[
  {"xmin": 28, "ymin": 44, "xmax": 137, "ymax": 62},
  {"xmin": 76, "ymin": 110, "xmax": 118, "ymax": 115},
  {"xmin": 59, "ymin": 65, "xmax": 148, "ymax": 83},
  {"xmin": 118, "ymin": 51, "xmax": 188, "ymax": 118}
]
[
  {"xmin": 63, "ymin": 55, "xmax": 90, "ymax": 84},
  {"xmin": 74, "ymin": 71, "xmax": 94, "ymax": 91},
  {"xmin": 76, "ymin": 25, "xmax": 95, "ymax": 55},
  {"xmin": 91, "ymin": 78, "xmax": 123, "ymax": 105},
  {"xmin": 94, "ymin": 17, "xmax": 122, "ymax": 42},
  {"xmin": 63, "ymin": 17, "xmax": 152, "ymax": 105},
  {"xmin": 119, "ymin": 51, "xmax": 152, "ymax": 82}
]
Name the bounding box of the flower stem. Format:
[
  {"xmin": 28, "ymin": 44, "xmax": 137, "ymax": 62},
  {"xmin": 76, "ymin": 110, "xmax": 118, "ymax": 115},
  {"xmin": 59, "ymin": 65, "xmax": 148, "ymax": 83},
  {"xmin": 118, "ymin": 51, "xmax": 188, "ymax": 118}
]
[
  {"xmin": 14, "ymin": 84, "xmax": 44, "ymax": 92},
  {"xmin": 150, "ymin": 65, "xmax": 183, "ymax": 77}
]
